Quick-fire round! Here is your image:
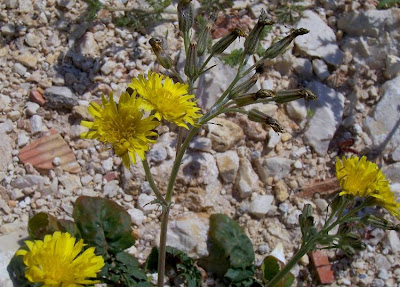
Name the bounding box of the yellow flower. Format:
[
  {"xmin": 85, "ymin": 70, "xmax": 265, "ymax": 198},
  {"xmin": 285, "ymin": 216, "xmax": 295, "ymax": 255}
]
[
  {"xmin": 16, "ymin": 231, "xmax": 104, "ymax": 286},
  {"xmin": 336, "ymin": 156, "xmax": 400, "ymax": 218},
  {"xmin": 128, "ymin": 72, "xmax": 202, "ymax": 129},
  {"xmin": 81, "ymin": 92, "xmax": 159, "ymax": 168}
]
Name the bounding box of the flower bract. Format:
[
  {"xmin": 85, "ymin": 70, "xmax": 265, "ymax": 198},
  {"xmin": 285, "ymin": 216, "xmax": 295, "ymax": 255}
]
[
  {"xmin": 81, "ymin": 92, "xmax": 159, "ymax": 168},
  {"xmin": 16, "ymin": 231, "xmax": 104, "ymax": 286},
  {"xmin": 336, "ymin": 156, "xmax": 400, "ymax": 218},
  {"xmin": 128, "ymin": 72, "xmax": 202, "ymax": 129}
]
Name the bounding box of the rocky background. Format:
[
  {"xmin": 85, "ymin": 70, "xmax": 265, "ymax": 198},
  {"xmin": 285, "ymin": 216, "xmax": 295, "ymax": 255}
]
[{"xmin": 0, "ymin": 0, "xmax": 400, "ymax": 286}]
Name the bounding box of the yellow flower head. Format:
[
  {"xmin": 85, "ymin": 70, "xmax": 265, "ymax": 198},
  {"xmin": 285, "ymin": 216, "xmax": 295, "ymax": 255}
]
[
  {"xmin": 128, "ymin": 72, "xmax": 202, "ymax": 129},
  {"xmin": 16, "ymin": 231, "xmax": 104, "ymax": 286},
  {"xmin": 81, "ymin": 92, "xmax": 159, "ymax": 168},
  {"xmin": 336, "ymin": 156, "xmax": 400, "ymax": 218}
]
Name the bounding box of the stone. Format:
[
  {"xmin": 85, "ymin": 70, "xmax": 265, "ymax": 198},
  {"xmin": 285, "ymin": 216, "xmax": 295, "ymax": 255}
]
[
  {"xmin": 17, "ymin": 132, "xmax": 30, "ymax": 147},
  {"xmin": 101, "ymin": 60, "xmax": 117, "ymax": 75},
  {"xmin": 17, "ymin": 52, "xmax": 38, "ymax": 69},
  {"xmin": 364, "ymin": 76, "xmax": 400, "ymax": 153},
  {"xmin": 18, "ymin": 0, "xmax": 33, "ymax": 12},
  {"xmin": 206, "ymin": 117, "xmax": 244, "ymax": 152},
  {"xmin": 293, "ymin": 57, "xmax": 313, "ymax": 79},
  {"xmin": 30, "ymin": 90, "xmax": 46, "ymax": 106},
  {"xmin": 267, "ymin": 128, "xmax": 281, "ymax": 149},
  {"xmin": 0, "ymin": 133, "xmax": 12, "ymax": 172},
  {"xmin": 25, "ymin": 33, "xmax": 41, "ymax": 47},
  {"xmin": 304, "ymin": 81, "xmax": 345, "ymax": 155},
  {"xmin": 295, "ymin": 10, "xmax": 344, "ymax": 66},
  {"xmin": 137, "ymin": 193, "xmax": 158, "ymax": 214},
  {"xmin": 312, "ymin": 59, "xmax": 330, "ymax": 81},
  {"xmin": 5, "ymin": 0, "xmax": 18, "ymax": 9},
  {"xmin": 249, "ymin": 195, "xmax": 274, "ymax": 218},
  {"xmin": 57, "ymin": 0, "xmax": 76, "ymax": 10},
  {"xmin": 79, "ymin": 32, "xmax": 100, "ymax": 56},
  {"xmin": 255, "ymin": 157, "xmax": 294, "ymax": 182},
  {"xmin": 1, "ymin": 25, "xmax": 15, "ymax": 36},
  {"xmin": 236, "ymin": 157, "xmax": 259, "ymax": 198},
  {"xmin": 314, "ymin": 198, "xmax": 329, "ymax": 212},
  {"xmin": 310, "ymin": 251, "xmax": 335, "ymax": 284},
  {"xmin": 25, "ymin": 102, "xmax": 40, "ymax": 115},
  {"xmin": 391, "ymin": 146, "xmax": 400, "ymax": 162},
  {"xmin": 189, "ymin": 137, "xmax": 212, "ymax": 152},
  {"xmin": 127, "ymin": 208, "xmax": 145, "ymax": 226},
  {"xmin": 382, "ymin": 162, "xmax": 400, "ymax": 184},
  {"xmin": 270, "ymin": 243, "xmax": 286, "ymax": 264},
  {"xmin": 11, "ymin": 175, "xmax": 46, "ymax": 189},
  {"xmin": 337, "ymin": 9, "xmax": 400, "ymax": 38},
  {"xmin": 385, "ymin": 55, "xmax": 400, "ymax": 79},
  {"xmin": 375, "ymin": 254, "xmax": 391, "ymax": 270},
  {"xmin": 274, "ymin": 180, "xmax": 289, "ymax": 202},
  {"xmin": 160, "ymin": 212, "xmax": 210, "ymax": 258},
  {"xmin": 44, "ymin": 86, "xmax": 78, "ymax": 110},
  {"xmin": 215, "ymin": 150, "xmax": 239, "ymax": 184},
  {"xmin": 101, "ymin": 158, "xmax": 113, "ymax": 172},
  {"xmin": 385, "ymin": 230, "xmax": 400, "ymax": 254},
  {"xmin": 30, "ymin": 115, "xmax": 43, "ymax": 134},
  {"xmin": 147, "ymin": 145, "xmax": 168, "ymax": 163},
  {"xmin": 103, "ymin": 180, "xmax": 120, "ymax": 197},
  {"xmin": 58, "ymin": 174, "xmax": 81, "ymax": 193},
  {"xmin": 286, "ymin": 98, "xmax": 307, "ymax": 121},
  {"xmin": 13, "ymin": 63, "xmax": 27, "ymax": 76}
]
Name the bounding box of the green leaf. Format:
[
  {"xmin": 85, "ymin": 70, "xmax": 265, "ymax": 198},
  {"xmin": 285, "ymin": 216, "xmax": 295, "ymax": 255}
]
[
  {"xmin": 73, "ymin": 196, "xmax": 135, "ymax": 256},
  {"xmin": 7, "ymin": 255, "xmax": 40, "ymax": 287},
  {"xmin": 225, "ymin": 267, "xmax": 255, "ymax": 283},
  {"xmin": 28, "ymin": 212, "xmax": 62, "ymax": 239},
  {"xmin": 377, "ymin": 0, "xmax": 400, "ymax": 8},
  {"xmin": 58, "ymin": 219, "xmax": 81, "ymax": 238},
  {"xmin": 221, "ymin": 48, "xmax": 244, "ymax": 67},
  {"xmin": 261, "ymin": 256, "xmax": 295, "ymax": 287}
]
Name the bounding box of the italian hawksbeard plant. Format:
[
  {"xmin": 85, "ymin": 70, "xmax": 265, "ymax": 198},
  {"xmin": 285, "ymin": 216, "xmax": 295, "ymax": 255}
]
[{"xmin": 8, "ymin": 1, "xmax": 400, "ymax": 287}]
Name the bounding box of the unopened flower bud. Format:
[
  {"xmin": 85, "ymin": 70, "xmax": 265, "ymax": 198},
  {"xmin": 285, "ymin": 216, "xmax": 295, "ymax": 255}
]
[
  {"xmin": 234, "ymin": 89, "xmax": 274, "ymax": 107},
  {"xmin": 273, "ymin": 88, "xmax": 317, "ymax": 103},
  {"xmin": 263, "ymin": 28, "xmax": 309, "ymax": 59},
  {"xmin": 178, "ymin": 0, "xmax": 194, "ymax": 35},
  {"xmin": 149, "ymin": 38, "xmax": 173, "ymax": 69},
  {"xmin": 197, "ymin": 13, "xmax": 217, "ymax": 56},
  {"xmin": 243, "ymin": 9, "xmax": 274, "ymax": 55},
  {"xmin": 230, "ymin": 74, "xmax": 259, "ymax": 98},
  {"xmin": 248, "ymin": 109, "xmax": 284, "ymax": 133},
  {"xmin": 211, "ymin": 28, "xmax": 246, "ymax": 55},
  {"xmin": 185, "ymin": 42, "xmax": 198, "ymax": 78}
]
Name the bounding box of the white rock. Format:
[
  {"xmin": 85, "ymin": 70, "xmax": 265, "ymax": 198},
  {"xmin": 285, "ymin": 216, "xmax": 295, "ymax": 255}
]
[
  {"xmin": 101, "ymin": 60, "xmax": 117, "ymax": 75},
  {"xmin": 159, "ymin": 212, "xmax": 210, "ymax": 259},
  {"xmin": 249, "ymin": 195, "xmax": 274, "ymax": 218},
  {"xmin": 312, "ymin": 59, "xmax": 330, "ymax": 81},
  {"xmin": 80, "ymin": 175, "xmax": 93, "ymax": 186},
  {"xmin": 189, "ymin": 137, "xmax": 212, "ymax": 152},
  {"xmin": 269, "ymin": 242, "xmax": 286, "ymax": 264},
  {"xmin": 382, "ymin": 162, "xmax": 400, "ymax": 183},
  {"xmin": 255, "ymin": 157, "xmax": 294, "ymax": 182},
  {"xmin": 79, "ymin": 32, "xmax": 100, "ymax": 56},
  {"xmin": 18, "ymin": 0, "xmax": 33, "ymax": 12},
  {"xmin": 364, "ymin": 76, "xmax": 400, "ymax": 152},
  {"xmin": 103, "ymin": 180, "xmax": 120, "ymax": 197},
  {"xmin": 216, "ymin": 150, "xmax": 239, "ymax": 184},
  {"xmin": 102, "ymin": 158, "xmax": 114, "ymax": 172},
  {"xmin": 11, "ymin": 175, "xmax": 46, "ymax": 189},
  {"xmin": 30, "ymin": 115, "xmax": 43, "ymax": 134},
  {"xmin": 25, "ymin": 32, "xmax": 41, "ymax": 47},
  {"xmin": 295, "ymin": 10, "xmax": 344, "ymax": 66},
  {"xmin": 385, "ymin": 230, "xmax": 400, "ymax": 254},
  {"xmin": 137, "ymin": 193, "xmax": 158, "ymax": 214},
  {"xmin": 292, "ymin": 57, "xmax": 313, "ymax": 79},
  {"xmin": 267, "ymin": 128, "xmax": 281, "ymax": 149},
  {"xmin": 25, "ymin": 102, "xmax": 40, "ymax": 115},
  {"xmin": 127, "ymin": 208, "xmax": 145, "ymax": 226},
  {"xmin": 44, "ymin": 86, "xmax": 78, "ymax": 110},
  {"xmin": 13, "ymin": 63, "xmax": 27, "ymax": 76},
  {"xmin": 236, "ymin": 157, "xmax": 259, "ymax": 198},
  {"xmin": 392, "ymin": 146, "xmax": 400, "ymax": 162},
  {"xmin": 58, "ymin": 174, "xmax": 82, "ymax": 193},
  {"xmin": 385, "ymin": 55, "xmax": 400, "ymax": 79},
  {"xmin": 286, "ymin": 98, "xmax": 307, "ymax": 121},
  {"xmin": 314, "ymin": 198, "xmax": 328, "ymax": 212},
  {"xmin": 206, "ymin": 117, "xmax": 244, "ymax": 152},
  {"xmin": 147, "ymin": 145, "xmax": 168, "ymax": 163},
  {"xmin": 304, "ymin": 81, "xmax": 345, "ymax": 155},
  {"xmin": 375, "ymin": 254, "xmax": 391, "ymax": 271},
  {"xmin": 0, "ymin": 133, "xmax": 12, "ymax": 172}
]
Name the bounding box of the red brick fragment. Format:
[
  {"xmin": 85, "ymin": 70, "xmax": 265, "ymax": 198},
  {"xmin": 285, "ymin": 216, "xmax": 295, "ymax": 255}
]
[
  {"xmin": 310, "ymin": 250, "xmax": 330, "ymax": 267},
  {"xmin": 19, "ymin": 130, "xmax": 80, "ymax": 174},
  {"xmin": 30, "ymin": 90, "xmax": 46, "ymax": 106},
  {"xmin": 316, "ymin": 265, "xmax": 335, "ymax": 284},
  {"xmin": 104, "ymin": 172, "xmax": 118, "ymax": 182}
]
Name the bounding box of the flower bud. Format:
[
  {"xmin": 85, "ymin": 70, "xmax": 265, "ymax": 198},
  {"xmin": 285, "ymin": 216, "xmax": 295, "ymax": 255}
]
[
  {"xmin": 234, "ymin": 89, "xmax": 274, "ymax": 107},
  {"xmin": 149, "ymin": 38, "xmax": 173, "ymax": 70},
  {"xmin": 263, "ymin": 28, "xmax": 309, "ymax": 59},
  {"xmin": 197, "ymin": 13, "xmax": 217, "ymax": 56},
  {"xmin": 243, "ymin": 9, "xmax": 274, "ymax": 55},
  {"xmin": 230, "ymin": 74, "xmax": 259, "ymax": 98},
  {"xmin": 211, "ymin": 28, "xmax": 246, "ymax": 55},
  {"xmin": 247, "ymin": 109, "xmax": 284, "ymax": 133},
  {"xmin": 185, "ymin": 42, "xmax": 198, "ymax": 78},
  {"xmin": 178, "ymin": 0, "xmax": 194, "ymax": 35},
  {"xmin": 273, "ymin": 88, "xmax": 317, "ymax": 104}
]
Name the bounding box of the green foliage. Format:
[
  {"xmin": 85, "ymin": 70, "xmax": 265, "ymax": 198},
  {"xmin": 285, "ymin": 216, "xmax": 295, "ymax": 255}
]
[
  {"xmin": 73, "ymin": 196, "xmax": 135, "ymax": 256},
  {"xmin": 146, "ymin": 246, "xmax": 202, "ymax": 287},
  {"xmin": 82, "ymin": 0, "xmax": 103, "ymax": 21},
  {"xmin": 200, "ymin": 214, "xmax": 256, "ymax": 286},
  {"xmin": 261, "ymin": 256, "xmax": 294, "ymax": 287},
  {"xmin": 377, "ymin": 0, "xmax": 400, "ymax": 8},
  {"xmin": 7, "ymin": 256, "xmax": 40, "ymax": 287},
  {"xmin": 275, "ymin": 0, "xmax": 306, "ymax": 24},
  {"xmin": 306, "ymin": 107, "xmax": 315, "ymax": 118}
]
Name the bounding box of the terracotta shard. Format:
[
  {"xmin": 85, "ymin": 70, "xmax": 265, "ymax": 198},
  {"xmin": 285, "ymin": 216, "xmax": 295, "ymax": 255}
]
[
  {"xmin": 19, "ymin": 130, "xmax": 81, "ymax": 174},
  {"xmin": 294, "ymin": 178, "xmax": 341, "ymax": 198}
]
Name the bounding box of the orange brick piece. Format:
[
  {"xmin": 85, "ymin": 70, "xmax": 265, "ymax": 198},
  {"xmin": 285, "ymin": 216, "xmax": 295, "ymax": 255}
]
[{"xmin": 310, "ymin": 251, "xmax": 335, "ymax": 284}]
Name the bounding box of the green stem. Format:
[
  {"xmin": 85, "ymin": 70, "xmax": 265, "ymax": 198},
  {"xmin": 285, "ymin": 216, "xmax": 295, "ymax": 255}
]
[
  {"xmin": 142, "ymin": 159, "xmax": 168, "ymax": 206},
  {"xmin": 157, "ymin": 204, "xmax": 170, "ymax": 287}
]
